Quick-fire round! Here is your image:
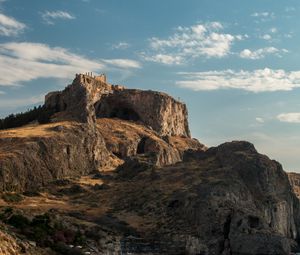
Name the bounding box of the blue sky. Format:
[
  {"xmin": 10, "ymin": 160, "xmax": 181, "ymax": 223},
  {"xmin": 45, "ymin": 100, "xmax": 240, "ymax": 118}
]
[{"xmin": 0, "ymin": 0, "xmax": 300, "ymax": 171}]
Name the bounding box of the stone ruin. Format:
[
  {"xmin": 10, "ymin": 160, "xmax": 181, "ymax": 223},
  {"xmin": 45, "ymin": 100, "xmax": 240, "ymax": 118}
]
[{"xmin": 45, "ymin": 73, "xmax": 191, "ymax": 137}]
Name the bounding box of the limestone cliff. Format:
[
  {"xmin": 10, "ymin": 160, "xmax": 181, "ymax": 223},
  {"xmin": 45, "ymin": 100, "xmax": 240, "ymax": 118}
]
[
  {"xmin": 95, "ymin": 89, "xmax": 190, "ymax": 137},
  {"xmin": 45, "ymin": 74, "xmax": 190, "ymax": 137}
]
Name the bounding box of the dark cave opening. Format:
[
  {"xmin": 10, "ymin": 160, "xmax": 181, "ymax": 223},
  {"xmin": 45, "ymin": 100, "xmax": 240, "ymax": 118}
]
[
  {"xmin": 137, "ymin": 137, "xmax": 147, "ymax": 154},
  {"xmin": 109, "ymin": 107, "xmax": 140, "ymax": 121}
]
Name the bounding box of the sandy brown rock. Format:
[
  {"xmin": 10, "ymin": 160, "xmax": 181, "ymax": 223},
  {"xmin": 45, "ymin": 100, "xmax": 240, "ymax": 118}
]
[
  {"xmin": 0, "ymin": 227, "xmax": 52, "ymax": 255},
  {"xmin": 0, "ymin": 118, "xmax": 204, "ymax": 192},
  {"xmin": 1, "ymin": 73, "xmax": 299, "ymax": 254},
  {"xmin": 96, "ymin": 89, "xmax": 190, "ymax": 137},
  {"xmin": 45, "ymin": 74, "xmax": 190, "ymax": 138},
  {"xmin": 288, "ymin": 172, "xmax": 300, "ymax": 199},
  {"xmin": 0, "ymin": 122, "xmax": 113, "ymax": 191},
  {"xmin": 96, "ymin": 118, "xmax": 205, "ymax": 167},
  {"xmin": 45, "ymin": 74, "xmax": 123, "ymax": 125}
]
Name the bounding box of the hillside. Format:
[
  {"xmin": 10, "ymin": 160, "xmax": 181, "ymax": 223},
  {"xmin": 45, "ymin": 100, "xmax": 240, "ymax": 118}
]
[{"xmin": 0, "ymin": 73, "xmax": 299, "ymax": 255}]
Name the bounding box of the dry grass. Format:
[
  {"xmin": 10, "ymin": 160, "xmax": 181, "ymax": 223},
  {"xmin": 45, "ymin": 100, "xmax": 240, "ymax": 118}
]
[
  {"xmin": 0, "ymin": 230, "xmax": 21, "ymax": 255},
  {"xmin": 0, "ymin": 121, "xmax": 76, "ymax": 139},
  {"xmin": 78, "ymin": 176, "xmax": 104, "ymax": 186},
  {"xmin": 97, "ymin": 118, "xmax": 161, "ymax": 143}
]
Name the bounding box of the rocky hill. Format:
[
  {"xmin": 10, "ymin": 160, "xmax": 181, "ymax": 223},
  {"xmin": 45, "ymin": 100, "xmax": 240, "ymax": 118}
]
[{"xmin": 0, "ymin": 73, "xmax": 299, "ymax": 255}]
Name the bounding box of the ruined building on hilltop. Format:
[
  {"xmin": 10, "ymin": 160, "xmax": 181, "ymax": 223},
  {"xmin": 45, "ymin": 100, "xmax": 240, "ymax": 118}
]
[{"xmin": 45, "ymin": 73, "xmax": 191, "ymax": 137}]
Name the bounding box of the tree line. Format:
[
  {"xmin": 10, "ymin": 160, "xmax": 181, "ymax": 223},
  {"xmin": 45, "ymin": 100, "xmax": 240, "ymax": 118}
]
[{"xmin": 0, "ymin": 106, "xmax": 56, "ymax": 130}]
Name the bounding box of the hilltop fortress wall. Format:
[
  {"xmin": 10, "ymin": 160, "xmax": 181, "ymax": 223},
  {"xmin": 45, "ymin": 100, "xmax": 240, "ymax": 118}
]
[{"xmin": 45, "ymin": 73, "xmax": 190, "ymax": 137}]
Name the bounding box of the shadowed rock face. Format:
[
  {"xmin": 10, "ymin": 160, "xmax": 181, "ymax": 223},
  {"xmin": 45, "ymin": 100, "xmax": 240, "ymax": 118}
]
[
  {"xmin": 96, "ymin": 118, "xmax": 205, "ymax": 167},
  {"xmin": 112, "ymin": 141, "xmax": 300, "ymax": 254},
  {"xmin": 45, "ymin": 74, "xmax": 117, "ymax": 125},
  {"xmin": 0, "ymin": 122, "xmax": 112, "ymax": 192}
]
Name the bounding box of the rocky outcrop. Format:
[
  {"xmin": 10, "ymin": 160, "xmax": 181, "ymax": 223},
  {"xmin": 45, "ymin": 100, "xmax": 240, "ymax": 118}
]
[
  {"xmin": 45, "ymin": 74, "xmax": 190, "ymax": 137},
  {"xmin": 1, "ymin": 73, "xmax": 300, "ymax": 254},
  {"xmin": 110, "ymin": 141, "xmax": 300, "ymax": 254},
  {"xmin": 45, "ymin": 74, "xmax": 124, "ymax": 125},
  {"xmin": 0, "ymin": 122, "xmax": 113, "ymax": 191},
  {"xmin": 95, "ymin": 89, "xmax": 190, "ymax": 137},
  {"xmin": 0, "ymin": 226, "xmax": 51, "ymax": 255},
  {"xmin": 97, "ymin": 118, "xmax": 205, "ymax": 167},
  {"xmin": 0, "ymin": 117, "xmax": 204, "ymax": 192}
]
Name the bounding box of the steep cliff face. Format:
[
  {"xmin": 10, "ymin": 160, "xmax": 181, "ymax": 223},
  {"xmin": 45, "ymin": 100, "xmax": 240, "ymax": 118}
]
[
  {"xmin": 288, "ymin": 172, "xmax": 300, "ymax": 199},
  {"xmin": 45, "ymin": 74, "xmax": 122, "ymax": 125},
  {"xmin": 95, "ymin": 89, "xmax": 190, "ymax": 137},
  {"xmin": 0, "ymin": 122, "xmax": 113, "ymax": 191},
  {"xmin": 45, "ymin": 74, "xmax": 190, "ymax": 138}
]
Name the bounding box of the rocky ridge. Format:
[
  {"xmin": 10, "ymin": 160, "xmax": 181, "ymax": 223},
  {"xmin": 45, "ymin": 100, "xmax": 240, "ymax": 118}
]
[
  {"xmin": 0, "ymin": 73, "xmax": 299, "ymax": 254},
  {"xmin": 0, "ymin": 74, "xmax": 204, "ymax": 191}
]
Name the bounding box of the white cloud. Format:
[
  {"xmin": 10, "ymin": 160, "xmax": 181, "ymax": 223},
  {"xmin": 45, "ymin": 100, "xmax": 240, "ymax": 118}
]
[
  {"xmin": 239, "ymin": 47, "xmax": 287, "ymax": 60},
  {"xmin": 0, "ymin": 13, "xmax": 26, "ymax": 36},
  {"xmin": 41, "ymin": 11, "xmax": 75, "ymax": 25},
  {"xmin": 277, "ymin": 113, "xmax": 300, "ymax": 123},
  {"xmin": 260, "ymin": 34, "xmax": 272, "ymax": 40},
  {"xmin": 270, "ymin": 27, "xmax": 277, "ymax": 33},
  {"xmin": 251, "ymin": 12, "xmax": 275, "ymax": 22},
  {"xmin": 142, "ymin": 54, "xmax": 182, "ymax": 65},
  {"xmin": 142, "ymin": 22, "xmax": 242, "ymax": 65},
  {"xmin": 176, "ymin": 68, "xmax": 300, "ymax": 93},
  {"xmin": 102, "ymin": 59, "xmax": 141, "ymax": 69},
  {"xmin": 251, "ymin": 12, "xmax": 274, "ymax": 18},
  {"xmin": 0, "ymin": 42, "xmax": 141, "ymax": 86},
  {"xmin": 111, "ymin": 42, "xmax": 130, "ymax": 50},
  {"xmin": 251, "ymin": 12, "xmax": 270, "ymax": 17},
  {"xmin": 256, "ymin": 117, "xmax": 265, "ymax": 123}
]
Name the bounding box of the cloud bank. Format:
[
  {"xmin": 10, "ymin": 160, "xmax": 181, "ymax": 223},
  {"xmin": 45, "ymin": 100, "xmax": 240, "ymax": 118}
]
[
  {"xmin": 239, "ymin": 47, "xmax": 288, "ymax": 60},
  {"xmin": 142, "ymin": 22, "xmax": 243, "ymax": 65},
  {"xmin": 177, "ymin": 68, "xmax": 300, "ymax": 92},
  {"xmin": 277, "ymin": 113, "xmax": 300, "ymax": 123},
  {"xmin": 41, "ymin": 11, "xmax": 75, "ymax": 25},
  {"xmin": 0, "ymin": 42, "xmax": 141, "ymax": 86},
  {"xmin": 0, "ymin": 13, "xmax": 26, "ymax": 36}
]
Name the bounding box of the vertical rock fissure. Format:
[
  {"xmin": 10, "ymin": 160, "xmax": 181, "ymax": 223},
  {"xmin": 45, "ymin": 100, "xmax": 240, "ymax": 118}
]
[{"xmin": 222, "ymin": 214, "xmax": 232, "ymax": 255}]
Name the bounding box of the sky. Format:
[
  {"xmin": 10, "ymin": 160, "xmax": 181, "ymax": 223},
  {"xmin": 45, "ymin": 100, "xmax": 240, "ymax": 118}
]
[{"xmin": 0, "ymin": 0, "xmax": 300, "ymax": 172}]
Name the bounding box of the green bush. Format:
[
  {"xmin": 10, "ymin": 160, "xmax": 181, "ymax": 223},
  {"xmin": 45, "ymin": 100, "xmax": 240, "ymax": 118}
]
[{"xmin": 7, "ymin": 214, "xmax": 30, "ymax": 229}]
